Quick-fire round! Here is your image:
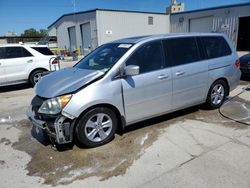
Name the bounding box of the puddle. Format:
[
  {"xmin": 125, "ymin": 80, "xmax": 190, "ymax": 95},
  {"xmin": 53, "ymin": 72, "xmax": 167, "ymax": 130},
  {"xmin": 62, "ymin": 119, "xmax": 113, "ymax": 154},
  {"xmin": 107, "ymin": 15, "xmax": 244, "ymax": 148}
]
[
  {"xmin": 220, "ymin": 97, "xmax": 250, "ymax": 125},
  {"xmin": 13, "ymin": 119, "xmax": 166, "ymax": 186}
]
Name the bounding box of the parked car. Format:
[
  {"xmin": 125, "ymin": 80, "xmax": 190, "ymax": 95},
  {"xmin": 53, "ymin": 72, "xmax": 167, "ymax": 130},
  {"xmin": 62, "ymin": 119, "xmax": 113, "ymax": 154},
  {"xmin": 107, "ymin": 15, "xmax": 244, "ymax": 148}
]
[
  {"xmin": 239, "ymin": 53, "xmax": 250, "ymax": 77},
  {"xmin": 0, "ymin": 44, "xmax": 60, "ymax": 86},
  {"xmin": 27, "ymin": 33, "xmax": 241, "ymax": 148}
]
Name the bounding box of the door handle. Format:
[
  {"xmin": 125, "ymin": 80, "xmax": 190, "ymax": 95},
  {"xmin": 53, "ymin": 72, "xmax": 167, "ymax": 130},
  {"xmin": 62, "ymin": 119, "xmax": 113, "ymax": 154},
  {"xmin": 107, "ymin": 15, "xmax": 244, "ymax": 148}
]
[
  {"xmin": 176, "ymin": 71, "xmax": 185, "ymax": 76},
  {"xmin": 158, "ymin": 74, "xmax": 168, "ymax": 80},
  {"xmin": 27, "ymin": 59, "xmax": 33, "ymax": 63}
]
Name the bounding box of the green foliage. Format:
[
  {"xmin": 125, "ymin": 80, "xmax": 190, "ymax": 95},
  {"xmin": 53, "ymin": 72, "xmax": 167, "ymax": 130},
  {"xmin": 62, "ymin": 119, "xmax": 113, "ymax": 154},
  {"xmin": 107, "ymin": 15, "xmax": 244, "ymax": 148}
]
[{"xmin": 20, "ymin": 28, "xmax": 48, "ymax": 42}]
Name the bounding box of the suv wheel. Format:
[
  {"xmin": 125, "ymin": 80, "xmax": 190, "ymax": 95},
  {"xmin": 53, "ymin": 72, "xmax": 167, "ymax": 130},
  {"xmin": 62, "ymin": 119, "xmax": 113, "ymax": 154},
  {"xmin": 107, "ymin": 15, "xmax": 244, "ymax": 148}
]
[
  {"xmin": 206, "ymin": 80, "xmax": 228, "ymax": 109},
  {"xmin": 75, "ymin": 107, "xmax": 118, "ymax": 147},
  {"xmin": 29, "ymin": 70, "xmax": 45, "ymax": 86}
]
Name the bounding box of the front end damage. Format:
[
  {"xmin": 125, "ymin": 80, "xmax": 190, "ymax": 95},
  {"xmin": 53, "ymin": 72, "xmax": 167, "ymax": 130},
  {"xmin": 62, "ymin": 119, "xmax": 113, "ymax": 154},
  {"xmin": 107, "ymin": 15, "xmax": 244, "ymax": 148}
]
[{"xmin": 27, "ymin": 95, "xmax": 75, "ymax": 144}]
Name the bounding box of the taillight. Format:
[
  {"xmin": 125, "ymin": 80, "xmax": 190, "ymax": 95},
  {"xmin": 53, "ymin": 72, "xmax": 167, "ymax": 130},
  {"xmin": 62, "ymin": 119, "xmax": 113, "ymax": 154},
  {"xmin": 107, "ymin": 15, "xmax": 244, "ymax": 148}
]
[
  {"xmin": 51, "ymin": 58, "xmax": 59, "ymax": 64},
  {"xmin": 235, "ymin": 59, "xmax": 240, "ymax": 68}
]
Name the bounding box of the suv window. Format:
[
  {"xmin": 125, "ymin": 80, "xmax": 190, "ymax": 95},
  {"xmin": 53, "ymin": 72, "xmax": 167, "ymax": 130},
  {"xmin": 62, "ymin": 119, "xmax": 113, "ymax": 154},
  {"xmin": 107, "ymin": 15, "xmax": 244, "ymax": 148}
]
[
  {"xmin": 163, "ymin": 37, "xmax": 201, "ymax": 66},
  {"xmin": 126, "ymin": 41, "xmax": 165, "ymax": 74},
  {"xmin": 201, "ymin": 36, "xmax": 232, "ymax": 59},
  {"xmin": 5, "ymin": 47, "xmax": 33, "ymax": 59},
  {"xmin": 32, "ymin": 47, "xmax": 54, "ymax": 55}
]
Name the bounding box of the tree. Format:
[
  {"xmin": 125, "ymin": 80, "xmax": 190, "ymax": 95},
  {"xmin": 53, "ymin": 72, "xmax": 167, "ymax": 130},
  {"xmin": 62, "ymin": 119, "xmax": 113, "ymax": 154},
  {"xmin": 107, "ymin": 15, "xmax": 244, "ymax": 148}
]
[{"xmin": 20, "ymin": 28, "xmax": 48, "ymax": 42}]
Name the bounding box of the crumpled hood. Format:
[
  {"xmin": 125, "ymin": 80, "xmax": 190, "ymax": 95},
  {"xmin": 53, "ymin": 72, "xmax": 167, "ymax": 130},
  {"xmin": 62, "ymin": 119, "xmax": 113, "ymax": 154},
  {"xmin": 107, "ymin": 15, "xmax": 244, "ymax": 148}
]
[{"xmin": 35, "ymin": 67, "xmax": 104, "ymax": 98}]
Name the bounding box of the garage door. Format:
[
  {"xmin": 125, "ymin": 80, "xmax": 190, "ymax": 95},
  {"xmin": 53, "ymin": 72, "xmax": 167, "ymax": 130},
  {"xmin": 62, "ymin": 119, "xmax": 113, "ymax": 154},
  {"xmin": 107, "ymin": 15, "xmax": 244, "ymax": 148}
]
[
  {"xmin": 81, "ymin": 23, "xmax": 91, "ymax": 49},
  {"xmin": 189, "ymin": 16, "xmax": 213, "ymax": 32},
  {"xmin": 68, "ymin": 26, "xmax": 77, "ymax": 51}
]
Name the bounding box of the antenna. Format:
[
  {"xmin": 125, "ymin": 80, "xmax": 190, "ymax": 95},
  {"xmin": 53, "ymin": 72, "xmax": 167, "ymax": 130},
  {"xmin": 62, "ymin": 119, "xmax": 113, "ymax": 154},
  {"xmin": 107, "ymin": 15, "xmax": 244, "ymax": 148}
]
[{"xmin": 72, "ymin": 0, "xmax": 76, "ymax": 13}]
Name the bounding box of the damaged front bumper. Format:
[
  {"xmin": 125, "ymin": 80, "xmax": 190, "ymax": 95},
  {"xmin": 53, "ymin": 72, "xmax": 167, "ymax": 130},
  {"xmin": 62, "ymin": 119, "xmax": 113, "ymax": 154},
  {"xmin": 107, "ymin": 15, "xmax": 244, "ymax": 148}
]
[{"xmin": 27, "ymin": 106, "xmax": 74, "ymax": 144}]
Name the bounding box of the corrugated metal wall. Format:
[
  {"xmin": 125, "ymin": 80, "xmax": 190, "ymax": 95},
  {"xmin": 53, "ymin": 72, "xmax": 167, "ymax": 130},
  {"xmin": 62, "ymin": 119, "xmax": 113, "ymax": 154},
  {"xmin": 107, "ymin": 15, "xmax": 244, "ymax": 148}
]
[
  {"xmin": 170, "ymin": 4, "xmax": 250, "ymax": 48},
  {"xmin": 96, "ymin": 10, "xmax": 170, "ymax": 45}
]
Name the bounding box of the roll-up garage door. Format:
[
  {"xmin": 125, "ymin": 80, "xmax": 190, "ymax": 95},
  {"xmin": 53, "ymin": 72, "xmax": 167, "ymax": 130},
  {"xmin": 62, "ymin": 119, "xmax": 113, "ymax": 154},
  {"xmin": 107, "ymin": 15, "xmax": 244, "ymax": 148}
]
[
  {"xmin": 68, "ymin": 26, "xmax": 77, "ymax": 51},
  {"xmin": 189, "ymin": 16, "xmax": 213, "ymax": 33},
  {"xmin": 81, "ymin": 22, "xmax": 91, "ymax": 49}
]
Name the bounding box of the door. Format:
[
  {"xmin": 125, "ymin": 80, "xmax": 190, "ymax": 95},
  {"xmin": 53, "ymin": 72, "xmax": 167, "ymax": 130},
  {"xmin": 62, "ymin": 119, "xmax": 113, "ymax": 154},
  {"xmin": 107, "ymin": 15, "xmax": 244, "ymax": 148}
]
[
  {"xmin": 4, "ymin": 46, "xmax": 34, "ymax": 83},
  {"xmin": 237, "ymin": 16, "xmax": 250, "ymax": 51},
  {"xmin": 81, "ymin": 22, "xmax": 91, "ymax": 49},
  {"xmin": 189, "ymin": 16, "xmax": 213, "ymax": 32},
  {"xmin": 122, "ymin": 40, "xmax": 172, "ymax": 123},
  {"xmin": 163, "ymin": 37, "xmax": 208, "ymax": 110},
  {"xmin": 68, "ymin": 26, "xmax": 77, "ymax": 52},
  {"xmin": 0, "ymin": 47, "xmax": 5, "ymax": 84}
]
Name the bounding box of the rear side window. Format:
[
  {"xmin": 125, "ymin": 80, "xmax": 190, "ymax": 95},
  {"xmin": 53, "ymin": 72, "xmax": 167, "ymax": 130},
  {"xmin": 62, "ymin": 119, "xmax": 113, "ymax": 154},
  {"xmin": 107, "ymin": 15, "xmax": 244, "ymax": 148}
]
[
  {"xmin": 5, "ymin": 47, "xmax": 33, "ymax": 59},
  {"xmin": 201, "ymin": 36, "xmax": 232, "ymax": 59},
  {"xmin": 126, "ymin": 40, "xmax": 166, "ymax": 74},
  {"xmin": 163, "ymin": 37, "xmax": 201, "ymax": 66},
  {"xmin": 31, "ymin": 47, "xmax": 54, "ymax": 55}
]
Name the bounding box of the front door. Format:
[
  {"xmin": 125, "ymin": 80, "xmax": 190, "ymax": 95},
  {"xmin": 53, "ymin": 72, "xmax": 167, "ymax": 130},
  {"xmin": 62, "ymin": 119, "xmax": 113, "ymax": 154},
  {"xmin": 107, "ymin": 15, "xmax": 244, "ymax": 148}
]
[{"xmin": 122, "ymin": 40, "xmax": 172, "ymax": 123}]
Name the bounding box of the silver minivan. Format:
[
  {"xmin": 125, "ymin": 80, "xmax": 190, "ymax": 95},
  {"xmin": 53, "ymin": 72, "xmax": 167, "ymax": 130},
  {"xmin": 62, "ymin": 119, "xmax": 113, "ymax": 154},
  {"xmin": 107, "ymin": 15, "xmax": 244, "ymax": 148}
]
[{"xmin": 27, "ymin": 33, "xmax": 241, "ymax": 147}]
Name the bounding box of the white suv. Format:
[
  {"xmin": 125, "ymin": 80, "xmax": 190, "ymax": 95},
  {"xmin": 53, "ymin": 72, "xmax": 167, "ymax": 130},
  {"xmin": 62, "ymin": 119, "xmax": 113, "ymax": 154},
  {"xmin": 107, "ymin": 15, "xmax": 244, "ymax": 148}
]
[{"xmin": 0, "ymin": 44, "xmax": 60, "ymax": 86}]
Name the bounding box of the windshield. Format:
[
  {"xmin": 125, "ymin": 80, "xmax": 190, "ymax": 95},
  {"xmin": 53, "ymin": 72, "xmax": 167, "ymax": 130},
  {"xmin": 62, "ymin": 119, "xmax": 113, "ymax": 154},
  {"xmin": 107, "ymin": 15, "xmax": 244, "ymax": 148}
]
[{"xmin": 75, "ymin": 43, "xmax": 133, "ymax": 73}]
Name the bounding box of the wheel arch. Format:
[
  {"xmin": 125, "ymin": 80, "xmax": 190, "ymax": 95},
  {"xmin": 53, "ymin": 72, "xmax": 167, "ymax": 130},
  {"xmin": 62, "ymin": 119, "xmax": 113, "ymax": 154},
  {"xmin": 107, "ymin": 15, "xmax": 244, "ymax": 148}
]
[
  {"xmin": 74, "ymin": 103, "xmax": 126, "ymax": 134},
  {"xmin": 28, "ymin": 68, "xmax": 48, "ymax": 80}
]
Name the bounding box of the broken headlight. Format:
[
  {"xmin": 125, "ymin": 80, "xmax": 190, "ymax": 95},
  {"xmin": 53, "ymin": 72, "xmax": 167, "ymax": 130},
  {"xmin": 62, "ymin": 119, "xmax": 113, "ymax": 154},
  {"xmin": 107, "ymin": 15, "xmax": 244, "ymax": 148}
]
[{"xmin": 38, "ymin": 94, "xmax": 72, "ymax": 115}]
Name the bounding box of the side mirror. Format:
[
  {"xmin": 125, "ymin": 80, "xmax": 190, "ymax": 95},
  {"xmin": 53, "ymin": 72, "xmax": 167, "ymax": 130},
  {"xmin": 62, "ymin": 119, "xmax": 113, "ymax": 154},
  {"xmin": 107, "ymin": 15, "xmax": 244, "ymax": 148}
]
[{"xmin": 124, "ymin": 65, "xmax": 140, "ymax": 76}]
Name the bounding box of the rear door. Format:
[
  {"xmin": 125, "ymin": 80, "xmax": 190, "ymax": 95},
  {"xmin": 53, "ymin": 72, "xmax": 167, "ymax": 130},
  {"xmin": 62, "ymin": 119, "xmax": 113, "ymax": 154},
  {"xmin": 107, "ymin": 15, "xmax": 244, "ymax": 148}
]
[
  {"xmin": 163, "ymin": 37, "xmax": 208, "ymax": 110},
  {"xmin": 4, "ymin": 46, "xmax": 34, "ymax": 83},
  {"xmin": 122, "ymin": 40, "xmax": 172, "ymax": 123}
]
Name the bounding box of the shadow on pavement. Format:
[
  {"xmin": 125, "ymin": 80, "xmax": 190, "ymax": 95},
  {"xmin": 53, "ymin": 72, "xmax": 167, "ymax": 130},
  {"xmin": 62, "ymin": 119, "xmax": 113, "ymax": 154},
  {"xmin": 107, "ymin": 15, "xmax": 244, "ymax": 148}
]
[{"xmin": 0, "ymin": 83, "xmax": 31, "ymax": 93}]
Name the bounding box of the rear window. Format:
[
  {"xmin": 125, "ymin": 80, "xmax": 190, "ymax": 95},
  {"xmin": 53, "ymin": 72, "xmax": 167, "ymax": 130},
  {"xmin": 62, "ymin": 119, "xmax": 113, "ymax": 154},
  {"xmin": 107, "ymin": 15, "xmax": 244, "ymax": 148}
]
[
  {"xmin": 32, "ymin": 47, "xmax": 54, "ymax": 55},
  {"xmin": 201, "ymin": 36, "xmax": 232, "ymax": 59}
]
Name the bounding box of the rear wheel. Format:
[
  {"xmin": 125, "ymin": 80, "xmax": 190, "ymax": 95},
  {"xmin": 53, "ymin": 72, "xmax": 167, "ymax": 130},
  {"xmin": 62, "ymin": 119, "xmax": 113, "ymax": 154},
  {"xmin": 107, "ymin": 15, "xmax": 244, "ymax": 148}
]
[
  {"xmin": 75, "ymin": 107, "xmax": 118, "ymax": 148},
  {"xmin": 206, "ymin": 80, "xmax": 228, "ymax": 109},
  {"xmin": 29, "ymin": 69, "xmax": 45, "ymax": 86}
]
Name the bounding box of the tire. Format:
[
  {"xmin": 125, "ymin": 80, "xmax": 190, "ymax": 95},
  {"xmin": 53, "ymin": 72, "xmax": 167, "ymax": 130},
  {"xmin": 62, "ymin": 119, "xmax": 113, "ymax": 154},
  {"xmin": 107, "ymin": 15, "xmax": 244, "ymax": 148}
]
[
  {"xmin": 29, "ymin": 69, "xmax": 45, "ymax": 86},
  {"xmin": 75, "ymin": 107, "xmax": 118, "ymax": 148},
  {"xmin": 206, "ymin": 80, "xmax": 228, "ymax": 109}
]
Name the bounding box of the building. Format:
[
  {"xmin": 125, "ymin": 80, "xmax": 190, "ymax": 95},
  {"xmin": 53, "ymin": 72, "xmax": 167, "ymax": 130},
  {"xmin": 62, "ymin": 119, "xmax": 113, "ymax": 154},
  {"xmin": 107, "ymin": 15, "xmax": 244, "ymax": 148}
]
[
  {"xmin": 48, "ymin": 9, "xmax": 169, "ymax": 54},
  {"xmin": 166, "ymin": 0, "xmax": 185, "ymax": 14},
  {"xmin": 170, "ymin": 2, "xmax": 250, "ymax": 51}
]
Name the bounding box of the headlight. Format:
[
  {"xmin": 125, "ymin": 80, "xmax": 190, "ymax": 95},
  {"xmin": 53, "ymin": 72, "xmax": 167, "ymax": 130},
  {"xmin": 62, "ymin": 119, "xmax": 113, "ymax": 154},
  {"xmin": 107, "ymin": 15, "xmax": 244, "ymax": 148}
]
[{"xmin": 38, "ymin": 94, "xmax": 72, "ymax": 115}]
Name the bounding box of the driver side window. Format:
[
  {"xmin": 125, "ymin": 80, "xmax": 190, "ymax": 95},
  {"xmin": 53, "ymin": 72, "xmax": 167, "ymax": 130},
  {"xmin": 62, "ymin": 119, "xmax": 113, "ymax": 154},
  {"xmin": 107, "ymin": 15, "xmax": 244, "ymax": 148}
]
[{"xmin": 126, "ymin": 41, "xmax": 166, "ymax": 74}]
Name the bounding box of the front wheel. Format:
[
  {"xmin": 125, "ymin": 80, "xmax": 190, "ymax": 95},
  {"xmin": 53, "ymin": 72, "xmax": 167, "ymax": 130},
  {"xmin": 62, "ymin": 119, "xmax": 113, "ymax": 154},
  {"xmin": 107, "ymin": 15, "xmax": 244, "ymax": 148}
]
[
  {"xmin": 75, "ymin": 107, "xmax": 118, "ymax": 148},
  {"xmin": 206, "ymin": 80, "xmax": 228, "ymax": 109}
]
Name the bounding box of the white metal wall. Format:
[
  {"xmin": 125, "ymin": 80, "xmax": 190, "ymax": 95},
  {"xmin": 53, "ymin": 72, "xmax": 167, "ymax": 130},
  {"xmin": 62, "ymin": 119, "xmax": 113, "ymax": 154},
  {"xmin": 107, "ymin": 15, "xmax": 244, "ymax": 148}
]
[
  {"xmin": 96, "ymin": 10, "xmax": 170, "ymax": 45},
  {"xmin": 48, "ymin": 11, "xmax": 98, "ymax": 51}
]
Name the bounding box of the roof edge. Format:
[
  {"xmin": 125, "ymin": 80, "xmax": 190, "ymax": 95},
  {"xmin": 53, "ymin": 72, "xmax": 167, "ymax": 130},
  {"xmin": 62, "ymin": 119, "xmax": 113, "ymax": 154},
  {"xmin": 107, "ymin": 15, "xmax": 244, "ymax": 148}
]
[
  {"xmin": 172, "ymin": 2, "xmax": 250, "ymax": 15},
  {"xmin": 48, "ymin": 8, "xmax": 166, "ymax": 29}
]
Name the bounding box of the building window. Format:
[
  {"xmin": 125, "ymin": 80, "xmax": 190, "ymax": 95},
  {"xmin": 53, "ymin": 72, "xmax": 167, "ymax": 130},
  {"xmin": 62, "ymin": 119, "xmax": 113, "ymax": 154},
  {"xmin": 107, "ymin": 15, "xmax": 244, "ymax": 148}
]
[{"xmin": 148, "ymin": 16, "xmax": 153, "ymax": 25}]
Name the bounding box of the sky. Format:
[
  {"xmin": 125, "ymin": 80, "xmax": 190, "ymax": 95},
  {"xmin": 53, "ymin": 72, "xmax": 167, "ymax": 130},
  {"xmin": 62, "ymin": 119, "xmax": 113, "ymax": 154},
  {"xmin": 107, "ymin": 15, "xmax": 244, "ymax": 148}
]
[{"xmin": 0, "ymin": 0, "xmax": 249, "ymax": 36}]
